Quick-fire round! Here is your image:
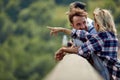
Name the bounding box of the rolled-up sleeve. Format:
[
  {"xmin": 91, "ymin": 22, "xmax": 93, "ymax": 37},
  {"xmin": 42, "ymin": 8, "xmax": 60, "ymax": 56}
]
[
  {"xmin": 78, "ymin": 35, "xmax": 104, "ymax": 58},
  {"xmin": 71, "ymin": 29, "xmax": 104, "ymax": 58},
  {"xmin": 71, "ymin": 29, "xmax": 89, "ymax": 42}
]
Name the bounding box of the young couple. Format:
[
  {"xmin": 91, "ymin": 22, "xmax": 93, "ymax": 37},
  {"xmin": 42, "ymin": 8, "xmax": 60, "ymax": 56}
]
[{"xmin": 48, "ymin": 1, "xmax": 120, "ymax": 80}]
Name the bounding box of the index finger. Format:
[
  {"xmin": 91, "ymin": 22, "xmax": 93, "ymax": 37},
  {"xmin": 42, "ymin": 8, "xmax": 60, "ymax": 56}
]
[{"xmin": 47, "ymin": 26, "xmax": 54, "ymax": 30}]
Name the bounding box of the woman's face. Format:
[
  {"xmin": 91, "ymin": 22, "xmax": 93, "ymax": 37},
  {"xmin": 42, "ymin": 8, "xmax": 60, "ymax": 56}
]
[{"xmin": 94, "ymin": 17, "xmax": 99, "ymax": 31}]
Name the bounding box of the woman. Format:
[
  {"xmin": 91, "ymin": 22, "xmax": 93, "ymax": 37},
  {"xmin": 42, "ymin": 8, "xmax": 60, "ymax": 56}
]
[{"xmin": 55, "ymin": 8, "xmax": 120, "ymax": 80}]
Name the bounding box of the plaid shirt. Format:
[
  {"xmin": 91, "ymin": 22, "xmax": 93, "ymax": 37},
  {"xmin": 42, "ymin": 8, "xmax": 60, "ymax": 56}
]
[{"xmin": 71, "ymin": 30, "xmax": 120, "ymax": 80}]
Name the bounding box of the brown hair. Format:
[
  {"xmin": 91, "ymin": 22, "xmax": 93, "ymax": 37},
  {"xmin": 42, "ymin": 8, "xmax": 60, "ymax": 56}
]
[
  {"xmin": 69, "ymin": 1, "xmax": 86, "ymax": 11},
  {"xmin": 66, "ymin": 1, "xmax": 86, "ymax": 15},
  {"xmin": 67, "ymin": 8, "xmax": 87, "ymax": 23}
]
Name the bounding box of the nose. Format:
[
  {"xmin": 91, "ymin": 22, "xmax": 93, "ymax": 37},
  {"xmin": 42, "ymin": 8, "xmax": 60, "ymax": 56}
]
[{"xmin": 80, "ymin": 24, "xmax": 85, "ymax": 30}]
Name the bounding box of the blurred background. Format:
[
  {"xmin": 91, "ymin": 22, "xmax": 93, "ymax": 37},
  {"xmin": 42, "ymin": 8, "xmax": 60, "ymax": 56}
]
[{"xmin": 0, "ymin": 0, "xmax": 120, "ymax": 80}]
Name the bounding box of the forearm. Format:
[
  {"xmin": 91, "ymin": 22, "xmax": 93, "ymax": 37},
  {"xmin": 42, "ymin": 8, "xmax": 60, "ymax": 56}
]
[
  {"xmin": 55, "ymin": 46, "xmax": 79, "ymax": 61},
  {"xmin": 61, "ymin": 47, "xmax": 79, "ymax": 54},
  {"xmin": 61, "ymin": 28, "xmax": 71, "ymax": 35},
  {"xmin": 71, "ymin": 29, "xmax": 89, "ymax": 41}
]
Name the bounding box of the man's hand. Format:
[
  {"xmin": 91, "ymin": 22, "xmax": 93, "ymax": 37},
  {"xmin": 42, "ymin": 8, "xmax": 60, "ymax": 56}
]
[
  {"xmin": 47, "ymin": 26, "xmax": 72, "ymax": 36},
  {"xmin": 47, "ymin": 26, "xmax": 64, "ymax": 36},
  {"xmin": 55, "ymin": 47, "xmax": 65, "ymax": 61},
  {"xmin": 55, "ymin": 46, "xmax": 79, "ymax": 61}
]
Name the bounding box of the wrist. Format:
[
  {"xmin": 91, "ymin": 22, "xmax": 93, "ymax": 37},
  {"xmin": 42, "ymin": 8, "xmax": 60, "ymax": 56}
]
[
  {"xmin": 61, "ymin": 47, "xmax": 78, "ymax": 54},
  {"xmin": 61, "ymin": 47, "xmax": 66, "ymax": 52},
  {"xmin": 61, "ymin": 28, "xmax": 65, "ymax": 33},
  {"xmin": 74, "ymin": 47, "xmax": 79, "ymax": 53}
]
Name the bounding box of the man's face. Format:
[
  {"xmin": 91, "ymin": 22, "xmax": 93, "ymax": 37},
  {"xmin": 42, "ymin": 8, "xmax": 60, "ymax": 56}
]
[{"xmin": 71, "ymin": 16, "xmax": 87, "ymax": 31}]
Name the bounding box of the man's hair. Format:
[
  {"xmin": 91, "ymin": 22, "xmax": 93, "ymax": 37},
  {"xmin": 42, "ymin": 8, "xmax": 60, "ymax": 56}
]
[
  {"xmin": 70, "ymin": 1, "xmax": 86, "ymax": 10},
  {"xmin": 66, "ymin": 1, "xmax": 86, "ymax": 15},
  {"xmin": 68, "ymin": 8, "xmax": 87, "ymax": 23}
]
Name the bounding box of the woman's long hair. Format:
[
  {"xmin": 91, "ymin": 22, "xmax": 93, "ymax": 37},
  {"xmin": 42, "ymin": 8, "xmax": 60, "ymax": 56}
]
[{"xmin": 93, "ymin": 8, "xmax": 117, "ymax": 35}]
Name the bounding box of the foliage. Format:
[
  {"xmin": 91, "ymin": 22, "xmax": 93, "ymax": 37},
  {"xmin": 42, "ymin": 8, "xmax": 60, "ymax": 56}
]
[{"xmin": 0, "ymin": 0, "xmax": 120, "ymax": 80}]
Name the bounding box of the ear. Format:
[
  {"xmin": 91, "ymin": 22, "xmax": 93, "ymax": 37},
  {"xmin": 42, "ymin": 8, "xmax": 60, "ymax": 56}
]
[
  {"xmin": 97, "ymin": 24, "xmax": 99, "ymax": 27},
  {"xmin": 70, "ymin": 23, "xmax": 73, "ymax": 27},
  {"xmin": 96, "ymin": 24, "xmax": 99, "ymax": 31}
]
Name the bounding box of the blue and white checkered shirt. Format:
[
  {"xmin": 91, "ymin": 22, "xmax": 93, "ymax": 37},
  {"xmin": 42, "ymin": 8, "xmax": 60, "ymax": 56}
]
[{"xmin": 71, "ymin": 30, "xmax": 120, "ymax": 80}]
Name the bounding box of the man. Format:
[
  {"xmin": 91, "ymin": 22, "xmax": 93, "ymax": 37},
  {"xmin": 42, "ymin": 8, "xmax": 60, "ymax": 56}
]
[
  {"xmin": 67, "ymin": 1, "xmax": 96, "ymax": 34},
  {"xmin": 48, "ymin": 1, "xmax": 97, "ymax": 47}
]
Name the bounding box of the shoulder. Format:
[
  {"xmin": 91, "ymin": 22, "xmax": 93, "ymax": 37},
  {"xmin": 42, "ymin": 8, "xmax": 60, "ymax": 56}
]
[
  {"xmin": 87, "ymin": 18, "xmax": 94, "ymax": 26},
  {"xmin": 87, "ymin": 18, "xmax": 97, "ymax": 34},
  {"xmin": 98, "ymin": 31, "xmax": 116, "ymax": 39},
  {"xmin": 86, "ymin": 17, "xmax": 94, "ymax": 29},
  {"xmin": 87, "ymin": 18, "xmax": 93, "ymax": 23},
  {"xmin": 98, "ymin": 32, "xmax": 107, "ymax": 38}
]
